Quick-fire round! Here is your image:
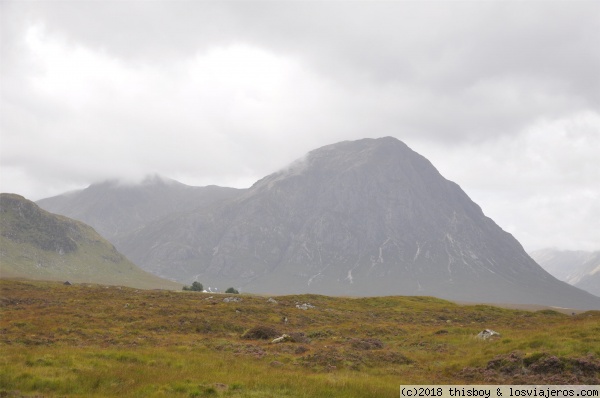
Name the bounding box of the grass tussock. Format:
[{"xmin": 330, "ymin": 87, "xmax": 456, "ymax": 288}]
[{"xmin": 1, "ymin": 279, "xmax": 599, "ymax": 397}]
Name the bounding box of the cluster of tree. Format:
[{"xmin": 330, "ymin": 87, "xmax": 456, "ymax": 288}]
[{"xmin": 182, "ymin": 281, "xmax": 239, "ymax": 294}]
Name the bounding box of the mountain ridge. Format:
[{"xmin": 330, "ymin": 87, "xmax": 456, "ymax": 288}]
[
  {"xmin": 37, "ymin": 175, "xmax": 242, "ymax": 245},
  {"xmin": 530, "ymin": 248, "xmax": 600, "ymax": 297},
  {"xmin": 35, "ymin": 138, "xmax": 600, "ymax": 309},
  {"xmin": 115, "ymin": 138, "xmax": 598, "ymax": 309}
]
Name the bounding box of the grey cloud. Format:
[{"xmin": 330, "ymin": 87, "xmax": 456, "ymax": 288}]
[
  {"xmin": 4, "ymin": 2, "xmax": 239, "ymax": 62},
  {"xmin": 1, "ymin": 1, "xmax": 599, "ymax": 251},
  {"xmin": 7, "ymin": 2, "xmax": 597, "ymax": 138},
  {"xmin": 221, "ymin": 2, "xmax": 599, "ymax": 141}
]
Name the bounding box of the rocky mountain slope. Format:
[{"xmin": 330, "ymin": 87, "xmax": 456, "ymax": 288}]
[
  {"xmin": 0, "ymin": 193, "xmax": 180, "ymax": 289},
  {"xmin": 113, "ymin": 137, "xmax": 599, "ymax": 309},
  {"xmin": 530, "ymin": 249, "xmax": 600, "ymax": 297},
  {"xmin": 37, "ymin": 175, "xmax": 241, "ymax": 245}
]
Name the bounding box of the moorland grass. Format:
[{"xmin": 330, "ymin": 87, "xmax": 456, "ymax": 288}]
[{"xmin": 1, "ymin": 279, "xmax": 598, "ymax": 397}]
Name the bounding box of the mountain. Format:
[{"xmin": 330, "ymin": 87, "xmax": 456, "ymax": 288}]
[
  {"xmin": 114, "ymin": 137, "xmax": 599, "ymax": 309},
  {"xmin": 0, "ymin": 193, "xmax": 180, "ymax": 289},
  {"xmin": 530, "ymin": 249, "xmax": 600, "ymax": 297},
  {"xmin": 37, "ymin": 175, "xmax": 241, "ymax": 246}
]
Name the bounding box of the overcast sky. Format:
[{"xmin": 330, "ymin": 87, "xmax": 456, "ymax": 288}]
[{"xmin": 1, "ymin": 1, "xmax": 599, "ymax": 252}]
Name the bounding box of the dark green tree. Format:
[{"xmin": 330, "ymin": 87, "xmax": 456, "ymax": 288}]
[
  {"xmin": 183, "ymin": 281, "xmax": 204, "ymax": 292},
  {"xmin": 225, "ymin": 287, "xmax": 239, "ymax": 294}
]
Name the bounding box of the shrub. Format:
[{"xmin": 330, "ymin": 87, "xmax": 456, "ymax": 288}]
[
  {"xmin": 350, "ymin": 338, "xmax": 384, "ymax": 350},
  {"xmin": 307, "ymin": 330, "xmax": 334, "ymax": 339},
  {"xmin": 289, "ymin": 332, "xmax": 310, "ymax": 343},
  {"xmin": 225, "ymin": 287, "xmax": 239, "ymax": 294},
  {"xmin": 242, "ymin": 325, "xmax": 280, "ymax": 340}
]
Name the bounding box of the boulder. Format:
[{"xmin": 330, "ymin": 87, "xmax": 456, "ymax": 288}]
[
  {"xmin": 295, "ymin": 303, "xmax": 315, "ymax": 310},
  {"xmin": 476, "ymin": 329, "xmax": 501, "ymax": 340},
  {"xmin": 271, "ymin": 334, "xmax": 292, "ymax": 344}
]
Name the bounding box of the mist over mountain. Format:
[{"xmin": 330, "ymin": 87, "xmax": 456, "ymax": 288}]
[
  {"xmin": 531, "ymin": 249, "xmax": 600, "ymax": 297},
  {"xmin": 37, "ymin": 175, "xmax": 241, "ymax": 244},
  {"xmin": 0, "ymin": 193, "xmax": 180, "ymax": 289},
  {"xmin": 104, "ymin": 137, "xmax": 598, "ymax": 309}
]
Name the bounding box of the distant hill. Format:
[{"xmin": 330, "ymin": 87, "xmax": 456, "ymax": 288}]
[
  {"xmin": 109, "ymin": 137, "xmax": 598, "ymax": 309},
  {"xmin": 0, "ymin": 193, "xmax": 180, "ymax": 290},
  {"xmin": 530, "ymin": 249, "xmax": 600, "ymax": 297},
  {"xmin": 37, "ymin": 175, "xmax": 241, "ymax": 245}
]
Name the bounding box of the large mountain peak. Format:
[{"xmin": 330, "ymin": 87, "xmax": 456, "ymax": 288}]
[
  {"xmin": 114, "ymin": 138, "xmax": 599, "ymax": 309},
  {"xmin": 36, "ymin": 138, "xmax": 600, "ymax": 309},
  {"xmin": 253, "ymin": 137, "xmax": 414, "ymax": 188},
  {"xmin": 247, "ymin": 137, "xmax": 448, "ymax": 219}
]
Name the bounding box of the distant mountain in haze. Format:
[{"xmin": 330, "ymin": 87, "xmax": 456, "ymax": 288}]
[
  {"xmin": 0, "ymin": 193, "xmax": 180, "ymax": 289},
  {"xmin": 37, "ymin": 175, "xmax": 241, "ymax": 245},
  {"xmin": 530, "ymin": 249, "xmax": 600, "ymax": 297},
  {"xmin": 104, "ymin": 137, "xmax": 598, "ymax": 309}
]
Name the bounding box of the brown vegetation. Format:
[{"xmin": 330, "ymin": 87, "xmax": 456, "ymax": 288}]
[{"xmin": 1, "ymin": 279, "xmax": 599, "ymax": 397}]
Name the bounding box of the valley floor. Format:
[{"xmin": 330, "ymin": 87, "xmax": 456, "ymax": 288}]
[{"xmin": 1, "ymin": 279, "xmax": 599, "ymax": 397}]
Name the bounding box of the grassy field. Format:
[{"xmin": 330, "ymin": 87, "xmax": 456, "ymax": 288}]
[{"xmin": 1, "ymin": 279, "xmax": 599, "ymax": 397}]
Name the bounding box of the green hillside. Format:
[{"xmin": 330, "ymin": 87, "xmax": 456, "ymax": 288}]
[{"xmin": 0, "ymin": 193, "xmax": 180, "ymax": 290}]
